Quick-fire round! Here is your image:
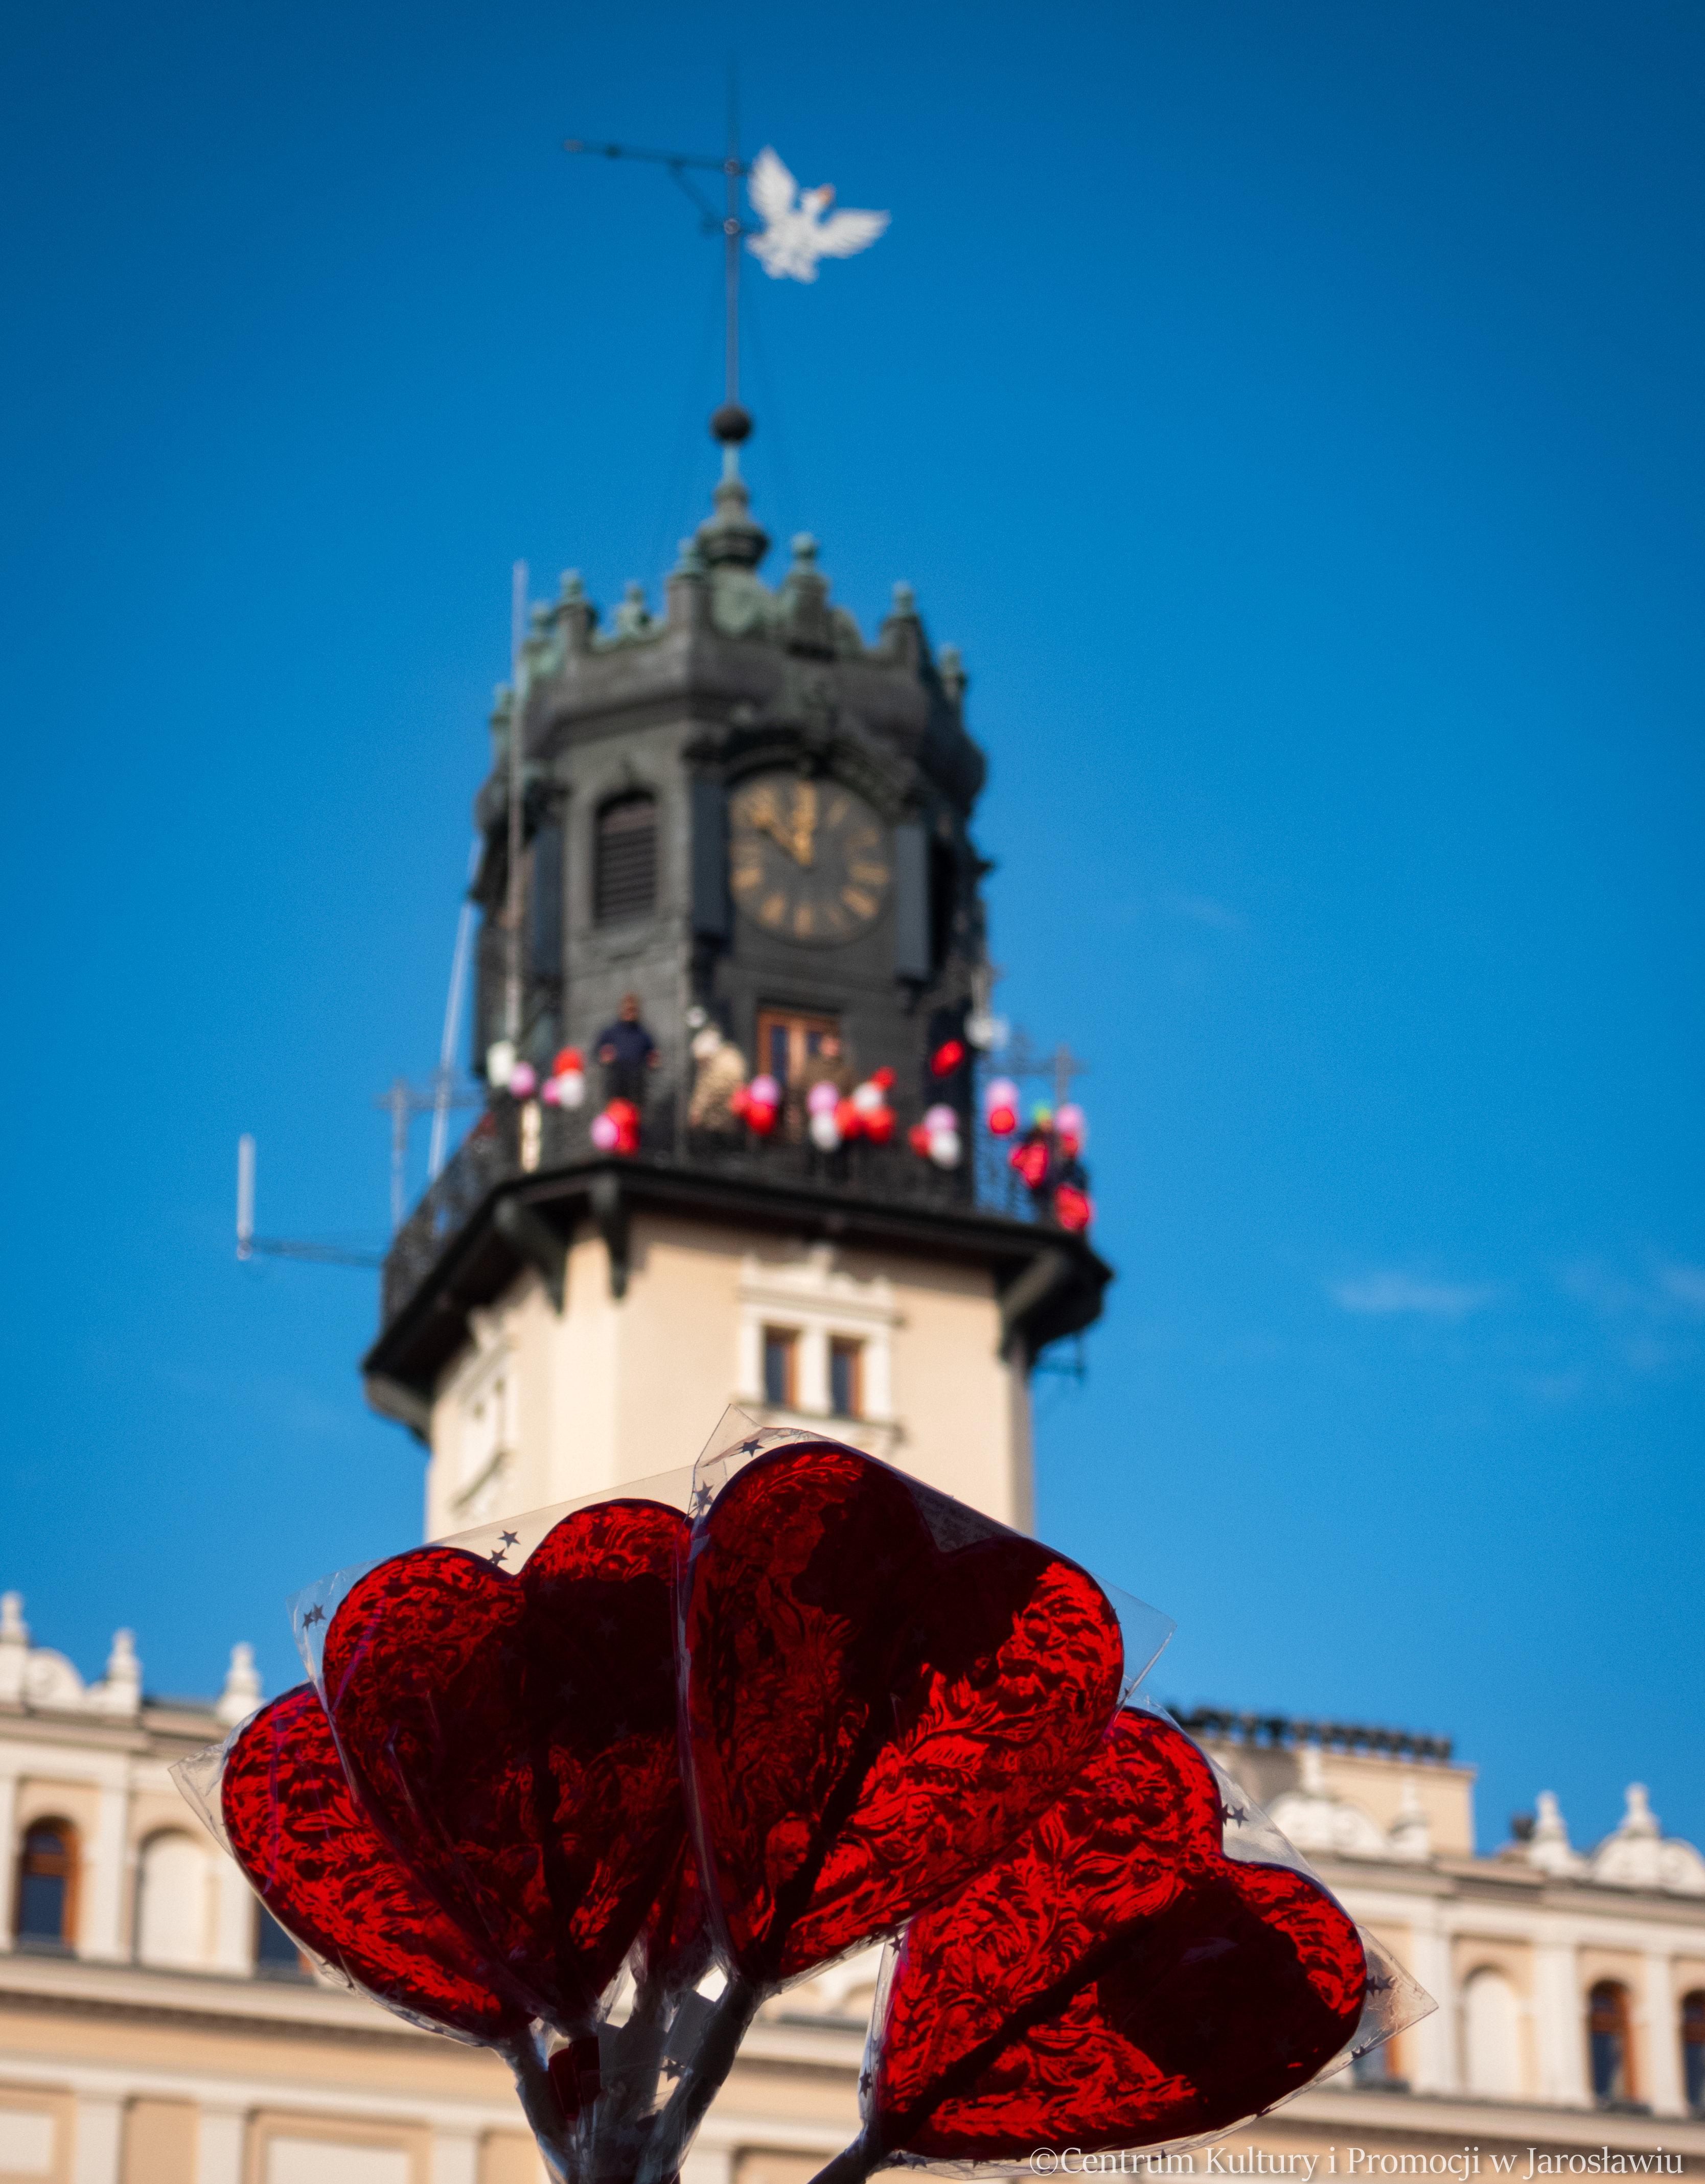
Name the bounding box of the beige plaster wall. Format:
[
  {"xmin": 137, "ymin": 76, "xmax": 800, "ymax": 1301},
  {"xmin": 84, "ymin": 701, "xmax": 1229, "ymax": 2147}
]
[
  {"xmin": 426, "ymin": 1210, "xmax": 1031, "ymax": 1539},
  {"xmin": 121, "ymin": 2097, "xmax": 196, "ymax": 2183}
]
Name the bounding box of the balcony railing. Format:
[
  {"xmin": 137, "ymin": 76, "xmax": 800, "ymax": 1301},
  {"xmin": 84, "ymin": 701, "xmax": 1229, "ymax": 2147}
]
[{"xmin": 380, "ymin": 1078, "xmax": 1050, "ymax": 1329}]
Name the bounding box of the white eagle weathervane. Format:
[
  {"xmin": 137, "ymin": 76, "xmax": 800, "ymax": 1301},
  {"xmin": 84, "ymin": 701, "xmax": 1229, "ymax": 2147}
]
[
  {"xmin": 564, "ymin": 122, "xmax": 889, "ymax": 443},
  {"xmin": 744, "ymin": 146, "xmax": 889, "ymax": 283}
]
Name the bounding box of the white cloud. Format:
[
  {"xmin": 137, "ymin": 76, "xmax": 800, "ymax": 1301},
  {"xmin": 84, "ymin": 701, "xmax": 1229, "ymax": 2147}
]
[
  {"xmin": 1660, "ymin": 1263, "xmax": 1705, "ymax": 1313},
  {"xmin": 1162, "ymin": 891, "xmax": 1248, "ymax": 934},
  {"xmin": 1328, "ymin": 1272, "xmax": 1497, "ymax": 1318}
]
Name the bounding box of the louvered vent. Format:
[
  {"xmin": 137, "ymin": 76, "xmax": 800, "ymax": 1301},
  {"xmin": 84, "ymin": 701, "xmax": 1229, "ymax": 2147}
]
[{"xmin": 595, "ymin": 795, "xmax": 658, "ymax": 923}]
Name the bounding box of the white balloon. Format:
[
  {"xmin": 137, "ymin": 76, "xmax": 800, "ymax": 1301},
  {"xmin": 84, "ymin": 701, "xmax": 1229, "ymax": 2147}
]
[
  {"xmin": 809, "ymin": 1110, "xmax": 842, "ymax": 1151},
  {"xmin": 929, "ymin": 1130, "xmax": 962, "ymax": 1169},
  {"xmin": 558, "ymin": 1071, "xmax": 586, "ymax": 1109}
]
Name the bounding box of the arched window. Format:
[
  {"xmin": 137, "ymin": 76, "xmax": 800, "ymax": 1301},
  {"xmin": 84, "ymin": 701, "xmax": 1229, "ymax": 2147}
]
[
  {"xmin": 1588, "ymin": 1980, "xmax": 1634, "ymax": 2104},
  {"xmin": 1463, "ymin": 1966, "xmax": 1522, "ymax": 2097},
  {"xmin": 15, "ymin": 1819, "xmax": 77, "ymax": 1950},
  {"xmin": 1682, "ymin": 1990, "xmax": 1705, "ymax": 2116},
  {"xmin": 595, "ymin": 794, "xmax": 657, "ymax": 923},
  {"xmin": 134, "ymin": 1831, "xmax": 207, "ymax": 1968}
]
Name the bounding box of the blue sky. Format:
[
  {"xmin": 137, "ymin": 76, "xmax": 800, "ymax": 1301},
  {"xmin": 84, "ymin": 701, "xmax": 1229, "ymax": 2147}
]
[{"xmin": 2, "ymin": 0, "xmax": 1700, "ymax": 1861}]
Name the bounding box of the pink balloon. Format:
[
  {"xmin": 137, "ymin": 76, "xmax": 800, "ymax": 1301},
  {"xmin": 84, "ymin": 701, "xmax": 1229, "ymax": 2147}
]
[
  {"xmin": 808, "ymin": 1081, "xmax": 839, "ymax": 1116},
  {"xmin": 509, "ymin": 1062, "xmax": 538, "ymax": 1099},
  {"xmin": 590, "ymin": 1112, "xmax": 619, "ymax": 1151},
  {"xmin": 983, "ymin": 1077, "xmax": 1020, "ymax": 1114},
  {"xmin": 924, "ymin": 1103, "xmax": 957, "ymax": 1132},
  {"xmin": 749, "ymin": 1075, "xmax": 780, "ymax": 1106}
]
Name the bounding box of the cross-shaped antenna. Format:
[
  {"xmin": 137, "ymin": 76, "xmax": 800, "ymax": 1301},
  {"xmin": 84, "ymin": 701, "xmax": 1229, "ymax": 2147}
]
[
  {"xmin": 1002, "ymin": 1031, "xmax": 1092, "ymax": 1107},
  {"xmin": 565, "ymin": 97, "xmax": 757, "ymax": 436},
  {"xmin": 374, "ymin": 1072, "xmax": 481, "ymax": 1234}
]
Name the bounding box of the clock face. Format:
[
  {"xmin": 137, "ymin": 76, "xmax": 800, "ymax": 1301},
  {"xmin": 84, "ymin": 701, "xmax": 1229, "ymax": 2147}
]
[{"xmin": 729, "ymin": 773, "xmax": 891, "ymax": 945}]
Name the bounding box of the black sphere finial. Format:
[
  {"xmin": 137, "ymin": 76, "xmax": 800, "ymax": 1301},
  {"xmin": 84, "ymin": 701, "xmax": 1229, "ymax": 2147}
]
[{"xmin": 710, "ymin": 403, "xmax": 753, "ymax": 445}]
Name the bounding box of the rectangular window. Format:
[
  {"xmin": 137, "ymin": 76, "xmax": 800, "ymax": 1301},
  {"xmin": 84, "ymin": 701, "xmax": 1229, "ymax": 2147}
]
[
  {"xmin": 829, "ymin": 1338, "xmax": 863, "ymax": 1419},
  {"xmin": 762, "ymin": 1327, "xmax": 797, "ymax": 1408},
  {"xmin": 254, "ymin": 1904, "xmax": 308, "ymax": 1981}
]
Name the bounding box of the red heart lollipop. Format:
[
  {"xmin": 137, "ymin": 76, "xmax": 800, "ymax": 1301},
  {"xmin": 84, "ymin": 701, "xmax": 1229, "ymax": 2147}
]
[
  {"xmin": 868, "ymin": 1710, "xmax": 1367, "ymax": 2160},
  {"xmin": 222, "ymin": 1684, "xmax": 525, "ymax": 2043},
  {"xmin": 322, "ymin": 1498, "xmax": 689, "ymax": 2029},
  {"xmin": 681, "ymin": 1442, "xmax": 1124, "ymax": 1985}
]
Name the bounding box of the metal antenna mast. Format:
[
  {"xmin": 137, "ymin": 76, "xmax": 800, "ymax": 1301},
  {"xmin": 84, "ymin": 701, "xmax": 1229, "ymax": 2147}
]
[
  {"xmin": 503, "ymin": 559, "xmax": 528, "ymax": 1051},
  {"xmin": 234, "ymin": 1135, "xmax": 384, "ymax": 1269},
  {"xmin": 429, "ymin": 838, "xmax": 482, "ymax": 1182}
]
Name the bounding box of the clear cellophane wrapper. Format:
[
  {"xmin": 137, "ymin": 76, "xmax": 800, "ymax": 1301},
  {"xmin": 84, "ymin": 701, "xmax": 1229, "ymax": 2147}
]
[{"xmin": 173, "ymin": 1409, "xmax": 1431, "ymax": 2184}]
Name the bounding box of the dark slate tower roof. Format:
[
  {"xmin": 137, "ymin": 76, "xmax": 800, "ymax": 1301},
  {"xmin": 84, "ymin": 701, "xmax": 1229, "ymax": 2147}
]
[{"xmin": 364, "ymin": 456, "xmax": 1109, "ymax": 1424}]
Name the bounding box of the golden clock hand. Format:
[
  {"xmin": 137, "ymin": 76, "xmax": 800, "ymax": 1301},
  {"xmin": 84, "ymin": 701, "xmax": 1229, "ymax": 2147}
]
[
  {"xmin": 755, "ymin": 813, "xmax": 801, "ymax": 862},
  {"xmin": 790, "ymin": 782, "xmax": 819, "ymax": 869}
]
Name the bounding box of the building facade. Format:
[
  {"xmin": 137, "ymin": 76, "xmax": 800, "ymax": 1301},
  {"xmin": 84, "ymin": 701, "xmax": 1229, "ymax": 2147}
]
[
  {"xmin": 4, "ymin": 1587, "xmax": 1704, "ymax": 2184},
  {"xmin": 4, "ymin": 458, "xmax": 1701, "ymax": 2181}
]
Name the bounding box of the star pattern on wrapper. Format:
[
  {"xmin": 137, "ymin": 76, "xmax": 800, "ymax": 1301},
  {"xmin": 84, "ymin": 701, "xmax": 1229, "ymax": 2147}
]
[
  {"xmin": 690, "ymin": 1485, "xmax": 712, "ymax": 1516},
  {"xmin": 500, "ymin": 1530, "xmax": 518, "ymax": 1548},
  {"xmin": 488, "ymin": 1547, "xmax": 508, "ymax": 1566},
  {"xmin": 303, "ymin": 1605, "xmax": 326, "ymax": 1628}
]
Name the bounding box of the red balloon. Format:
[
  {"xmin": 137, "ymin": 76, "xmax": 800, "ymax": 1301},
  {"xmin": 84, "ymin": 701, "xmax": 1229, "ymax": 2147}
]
[
  {"xmin": 863, "ymin": 1106, "xmax": 895, "ymax": 1146},
  {"xmin": 321, "ymin": 1500, "xmax": 690, "ymax": 2030},
  {"xmin": 987, "ymin": 1105, "xmax": 1018, "ymax": 1136},
  {"xmin": 907, "ymin": 1122, "xmax": 932, "ymax": 1156},
  {"xmin": 930, "ymin": 1039, "xmax": 966, "ymax": 1077},
  {"xmin": 1054, "ymin": 1185, "xmax": 1093, "ymax": 1233},
  {"xmin": 835, "ymin": 1097, "xmax": 863, "ymax": 1140},
  {"xmin": 223, "ymin": 1685, "xmax": 527, "ymax": 2043},
  {"xmin": 1009, "ymin": 1139, "xmax": 1051, "ymax": 1189},
  {"xmin": 680, "ymin": 1442, "xmax": 1124, "ymax": 1986},
  {"xmin": 868, "ymin": 1711, "xmax": 1366, "ymax": 2159}
]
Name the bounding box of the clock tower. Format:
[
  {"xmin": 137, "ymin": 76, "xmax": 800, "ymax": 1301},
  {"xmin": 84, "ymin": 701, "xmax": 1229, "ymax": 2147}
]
[{"xmin": 363, "ymin": 424, "xmax": 1110, "ymax": 1538}]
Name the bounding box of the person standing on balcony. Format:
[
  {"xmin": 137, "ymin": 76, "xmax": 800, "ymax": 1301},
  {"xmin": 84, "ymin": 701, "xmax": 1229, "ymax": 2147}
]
[
  {"xmin": 595, "ymin": 994, "xmax": 659, "ymax": 1107},
  {"xmin": 688, "ymin": 1023, "xmax": 748, "ymax": 1134},
  {"xmin": 792, "ymin": 1031, "xmax": 852, "ymax": 1136}
]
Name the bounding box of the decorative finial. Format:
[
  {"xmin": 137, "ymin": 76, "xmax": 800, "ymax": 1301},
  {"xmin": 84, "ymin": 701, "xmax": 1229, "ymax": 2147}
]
[
  {"xmin": 1622, "ymin": 1782, "xmax": 1660, "ymax": 1836},
  {"xmin": 891, "ymin": 581, "xmax": 917, "ymax": 615},
  {"xmin": 217, "ymin": 1641, "xmax": 263, "ymax": 1728},
  {"xmin": 559, "ymin": 569, "xmax": 586, "ymax": 602},
  {"xmin": 790, "ymin": 533, "xmax": 819, "ymax": 567},
  {"xmin": 91, "ymin": 1628, "xmax": 141, "ymax": 1718},
  {"xmin": 696, "ymin": 466, "xmax": 770, "ymax": 572},
  {"xmin": 0, "ymin": 1593, "xmax": 26, "ymax": 1706},
  {"xmin": 710, "ymin": 403, "xmax": 753, "ymax": 445},
  {"xmin": 613, "ymin": 582, "xmax": 651, "ymax": 639}
]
